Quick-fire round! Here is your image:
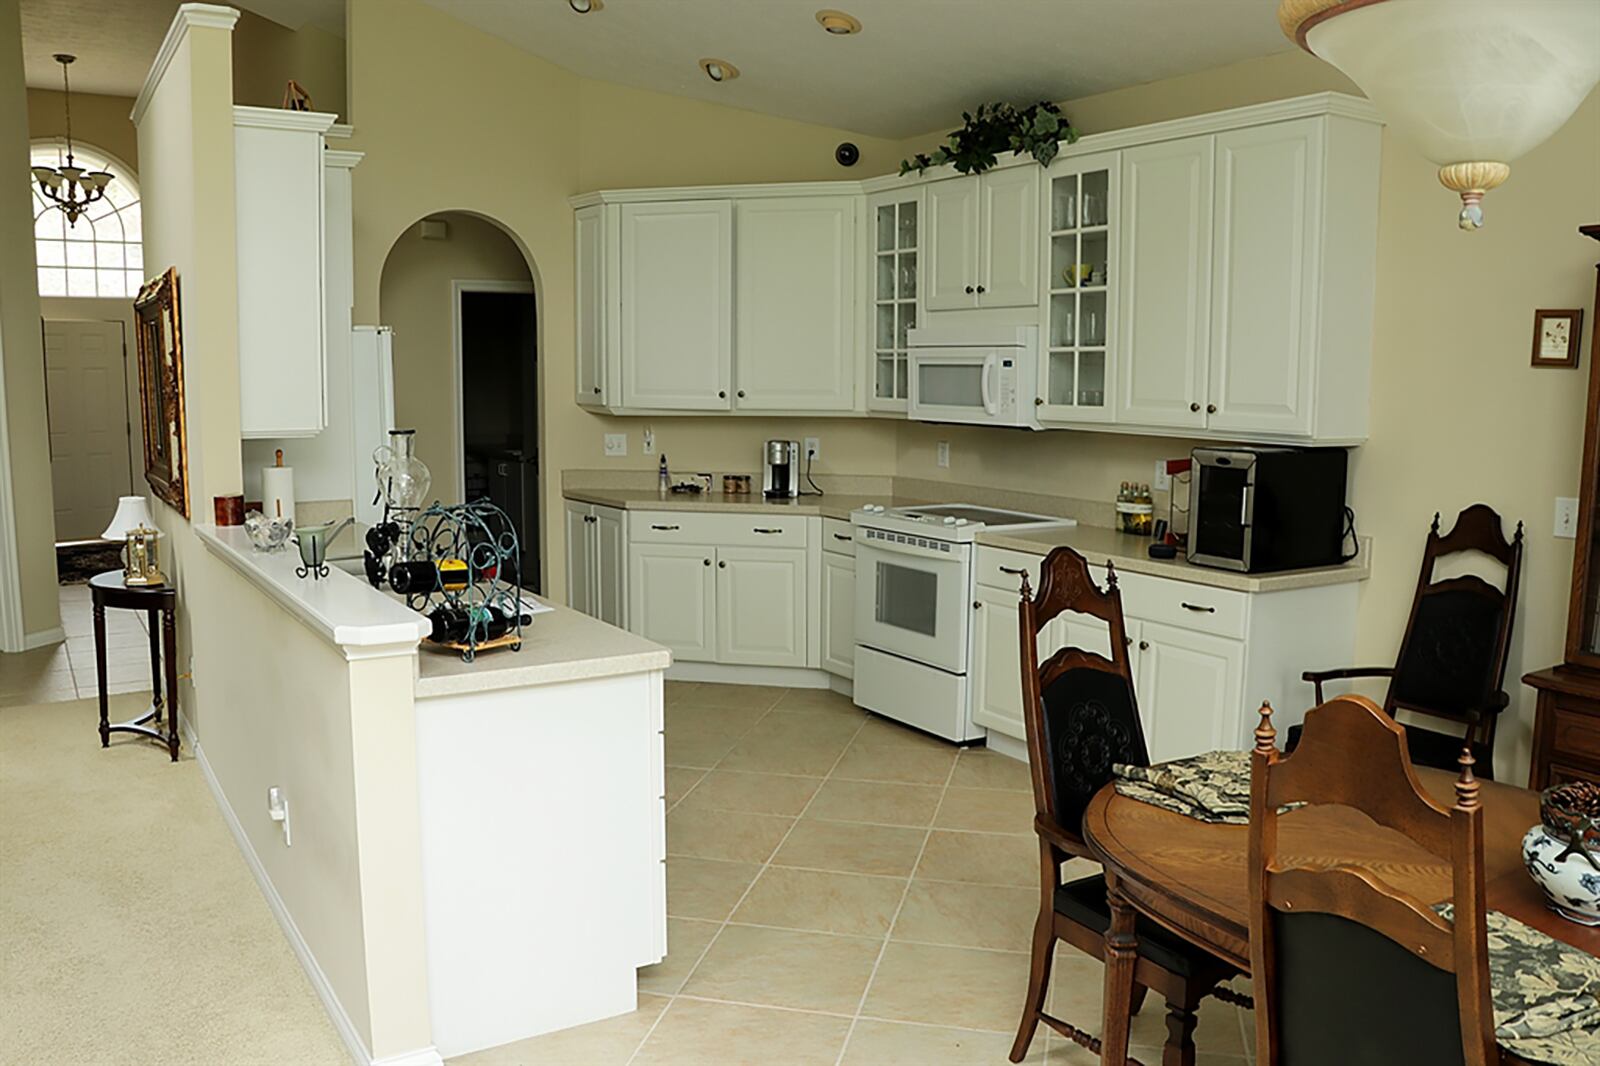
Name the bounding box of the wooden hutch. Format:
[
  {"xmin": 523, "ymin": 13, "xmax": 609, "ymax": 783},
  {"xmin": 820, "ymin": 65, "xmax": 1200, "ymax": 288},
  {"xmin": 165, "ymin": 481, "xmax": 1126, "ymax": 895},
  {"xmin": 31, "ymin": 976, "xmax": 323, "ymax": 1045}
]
[{"xmin": 1525, "ymin": 224, "xmax": 1600, "ymax": 789}]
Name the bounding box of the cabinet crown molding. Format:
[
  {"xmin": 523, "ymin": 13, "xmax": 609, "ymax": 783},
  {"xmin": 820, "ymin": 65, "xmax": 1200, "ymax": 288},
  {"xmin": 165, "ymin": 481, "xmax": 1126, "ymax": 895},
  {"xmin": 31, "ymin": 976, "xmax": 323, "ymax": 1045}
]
[
  {"xmin": 131, "ymin": 3, "xmax": 241, "ymax": 126},
  {"xmin": 233, "ymin": 105, "xmax": 340, "ymax": 133},
  {"xmin": 570, "ymin": 180, "xmax": 864, "ymax": 209}
]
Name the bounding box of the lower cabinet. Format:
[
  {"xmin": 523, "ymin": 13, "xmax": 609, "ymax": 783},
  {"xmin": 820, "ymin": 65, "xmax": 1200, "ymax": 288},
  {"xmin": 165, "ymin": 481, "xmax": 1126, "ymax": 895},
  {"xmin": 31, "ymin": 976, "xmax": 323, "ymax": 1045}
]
[
  {"xmin": 715, "ymin": 546, "xmax": 808, "ymax": 667},
  {"xmin": 565, "ymin": 500, "xmax": 626, "ymax": 627},
  {"xmin": 820, "ymin": 549, "xmax": 856, "ymax": 678},
  {"xmin": 629, "ymin": 543, "xmax": 717, "ymax": 661},
  {"xmin": 1134, "ymin": 621, "xmax": 1244, "ymax": 763}
]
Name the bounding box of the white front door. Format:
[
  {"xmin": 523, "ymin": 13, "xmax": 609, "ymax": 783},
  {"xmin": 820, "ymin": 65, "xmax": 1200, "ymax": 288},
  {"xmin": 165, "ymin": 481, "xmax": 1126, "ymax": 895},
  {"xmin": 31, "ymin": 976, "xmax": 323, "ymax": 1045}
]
[{"xmin": 43, "ymin": 320, "xmax": 132, "ymax": 542}]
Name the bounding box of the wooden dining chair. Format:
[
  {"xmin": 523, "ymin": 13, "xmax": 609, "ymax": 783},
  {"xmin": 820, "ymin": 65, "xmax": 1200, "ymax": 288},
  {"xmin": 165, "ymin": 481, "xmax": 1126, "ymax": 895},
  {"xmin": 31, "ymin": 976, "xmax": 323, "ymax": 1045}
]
[
  {"xmin": 1009, "ymin": 547, "xmax": 1245, "ymax": 1066},
  {"xmin": 1296, "ymin": 504, "xmax": 1523, "ymax": 779},
  {"xmin": 1249, "ymin": 695, "xmax": 1495, "ymax": 1066}
]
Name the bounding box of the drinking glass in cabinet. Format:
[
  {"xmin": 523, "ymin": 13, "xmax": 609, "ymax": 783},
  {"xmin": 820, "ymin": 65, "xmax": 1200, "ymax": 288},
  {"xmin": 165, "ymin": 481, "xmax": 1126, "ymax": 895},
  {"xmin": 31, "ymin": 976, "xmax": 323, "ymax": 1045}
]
[
  {"xmin": 1079, "ymin": 350, "xmax": 1107, "ymax": 408},
  {"xmin": 895, "ymin": 358, "xmax": 908, "ymax": 401},
  {"xmin": 877, "ymin": 205, "xmax": 895, "ymax": 252},
  {"xmin": 1080, "ymin": 308, "xmax": 1104, "ymax": 347},
  {"xmin": 1081, "ymin": 171, "xmax": 1109, "ymax": 226},
  {"xmin": 1050, "ymin": 294, "xmax": 1074, "ymax": 348},
  {"xmin": 897, "ymin": 203, "xmax": 917, "ymax": 249},
  {"xmin": 877, "ymin": 256, "xmax": 895, "ymax": 301},
  {"xmin": 1052, "ymin": 175, "xmax": 1078, "ymax": 231},
  {"xmin": 899, "ymin": 254, "xmax": 917, "ymax": 299},
  {"xmin": 1049, "ymin": 352, "xmax": 1076, "ymax": 406},
  {"xmin": 876, "ymin": 305, "xmax": 895, "ymax": 350},
  {"xmin": 896, "ymin": 305, "xmax": 913, "ymax": 349}
]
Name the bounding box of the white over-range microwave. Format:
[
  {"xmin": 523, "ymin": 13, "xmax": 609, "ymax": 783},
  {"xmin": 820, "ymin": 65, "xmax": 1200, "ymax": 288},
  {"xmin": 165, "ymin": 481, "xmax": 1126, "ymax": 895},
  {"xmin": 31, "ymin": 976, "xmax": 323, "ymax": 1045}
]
[{"xmin": 907, "ymin": 324, "xmax": 1042, "ymax": 430}]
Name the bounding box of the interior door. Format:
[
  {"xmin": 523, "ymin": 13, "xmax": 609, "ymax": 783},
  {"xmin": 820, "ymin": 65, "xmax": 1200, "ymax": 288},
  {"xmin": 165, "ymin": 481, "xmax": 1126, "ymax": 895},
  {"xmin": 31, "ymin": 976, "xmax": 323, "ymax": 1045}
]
[
  {"xmin": 925, "ymin": 176, "xmax": 980, "ymax": 310},
  {"xmin": 1135, "ymin": 620, "xmax": 1244, "ymax": 763},
  {"xmin": 734, "ymin": 196, "xmax": 855, "ymax": 410},
  {"xmin": 628, "ymin": 543, "xmax": 716, "ymax": 661},
  {"xmin": 978, "ymin": 166, "xmax": 1040, "ymax": 308},
  {"xmin": 619, "ymin": 200, "xmax": 732, "ymax": 410},
  {"xmin": 821, "ymin": 551, "xmax": 856, "ymax": 678},
  {"xmin": 1207, "ymin": 118, "xmax": 1322, "ymax": 436},
  {"xmin": 43, "ymin": 320, "xmax": 132, "ymax": 542},
  {"xmin": 595, "ymin": 506, "xmax": 625, "ymax": 628},
  {"xmin": 1116, "ymin": 136, "xmax": 1214, "ymax": 430},
  {"xmin": 715, "ymin": 546, "xmax": 807, "ymax": 667},
  {"xmin": 564, "ymin": 502, "xmax": 595, "ymax": 616}
]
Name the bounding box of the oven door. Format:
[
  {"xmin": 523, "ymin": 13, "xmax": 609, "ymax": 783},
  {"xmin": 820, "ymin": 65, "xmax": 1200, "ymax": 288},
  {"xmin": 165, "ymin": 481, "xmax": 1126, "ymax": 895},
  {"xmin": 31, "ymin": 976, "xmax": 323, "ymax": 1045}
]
[{"xmin": 854, "ymin": 528, "xmax": 971, "ymax": 674}]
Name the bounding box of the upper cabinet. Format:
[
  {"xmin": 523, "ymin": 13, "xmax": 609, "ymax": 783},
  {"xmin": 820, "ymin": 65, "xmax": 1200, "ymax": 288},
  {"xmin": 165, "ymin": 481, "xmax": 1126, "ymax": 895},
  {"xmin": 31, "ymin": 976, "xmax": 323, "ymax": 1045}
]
[
  {"xmin": 734, "ymin": 197, "xmax": 856, "ymax": 411},
  {"xmin": 235, "ymin": 107, "xmax": 337, "ymax": 438},
  {"xmin": 925, "ymin": 169, "xmax": 1040, "ymax": 310},
  {"xmin": 570, "ymin": 94, "xmax": 1380, "ymax": 441},
  {"xmin": 619, "ymin": 200, "xmax": 734, "ymax": 410}
]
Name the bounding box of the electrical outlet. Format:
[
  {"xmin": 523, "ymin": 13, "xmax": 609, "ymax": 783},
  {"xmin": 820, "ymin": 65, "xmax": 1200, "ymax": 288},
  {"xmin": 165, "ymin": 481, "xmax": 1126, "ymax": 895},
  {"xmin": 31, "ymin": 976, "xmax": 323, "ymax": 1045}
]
[
  {"xmin": 1555, "ymin": 496, "xmax": 1579, "ymax": 538},
  {"xmin": 936, "ymin": 441, "xmax": 950, "ymax": 469},
  {"xmin": 804, "ymin": 436, "xmax": 820, "ymax": 461},
  {"xmin": 642, "ymin": 427, "xmax": 655, "ymax": 455},
  {"xmin": 603, "ymin": 433, "xmax": 627, "ymax": 457},
  {"xmin": 1153, "ymin": 460, "xmax": 1172, "ymax": 492}
]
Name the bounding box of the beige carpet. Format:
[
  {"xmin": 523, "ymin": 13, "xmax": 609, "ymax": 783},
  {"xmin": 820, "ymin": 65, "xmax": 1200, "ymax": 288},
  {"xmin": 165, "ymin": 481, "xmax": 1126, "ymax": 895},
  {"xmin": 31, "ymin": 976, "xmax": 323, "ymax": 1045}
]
[{"xmin": 0, "ymin": 694, "xmax": 348, "ymax": 1066}]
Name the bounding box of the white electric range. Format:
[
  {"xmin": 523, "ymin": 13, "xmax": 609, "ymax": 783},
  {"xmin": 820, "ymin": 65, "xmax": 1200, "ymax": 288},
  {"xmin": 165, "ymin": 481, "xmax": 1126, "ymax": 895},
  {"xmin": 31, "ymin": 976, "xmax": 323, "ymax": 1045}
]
[{"xmin": 850, "ymin": 503, "xmax": 1077, "ymax": 742}]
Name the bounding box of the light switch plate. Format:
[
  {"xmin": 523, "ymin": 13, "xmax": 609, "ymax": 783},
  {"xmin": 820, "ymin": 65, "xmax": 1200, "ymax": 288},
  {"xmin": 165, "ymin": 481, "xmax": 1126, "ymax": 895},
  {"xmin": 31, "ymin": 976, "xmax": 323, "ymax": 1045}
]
[
  {"xmin": 1555, "ymin": 496, "xmax": 1579, "ymax": 538},
  {"xmin": 1153, "ymin": 460, "xmax": 1172, "ymax": 492},
  {"xmin": 936, "ymin": 441, "xmax": 950, "ymax": 469},
  {"xmin": 604, "ymin": 433, "xmax": 627, "ymax": 457}
]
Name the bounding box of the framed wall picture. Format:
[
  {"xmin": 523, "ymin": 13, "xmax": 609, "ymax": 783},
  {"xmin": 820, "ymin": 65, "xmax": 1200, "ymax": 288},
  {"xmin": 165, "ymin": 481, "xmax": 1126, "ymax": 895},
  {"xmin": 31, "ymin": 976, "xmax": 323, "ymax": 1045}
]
[
  {"xmin": 1532, "ymin": 308, "xmax": 1584, "ymax": 368},
  {"xmin": 134, "ymin": 268, "xmax": 190, "ymax": 517}
]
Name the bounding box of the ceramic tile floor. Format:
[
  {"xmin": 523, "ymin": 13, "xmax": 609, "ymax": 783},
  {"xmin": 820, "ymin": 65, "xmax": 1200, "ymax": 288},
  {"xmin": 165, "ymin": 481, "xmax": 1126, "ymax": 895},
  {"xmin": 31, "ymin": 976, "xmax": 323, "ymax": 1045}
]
[
  {"xmin": 0, "ymin": 585, "xmax": 161, "ymax": 709},
  {"xmin": 456, "ymin": 680, "xmax": 1257, "ymax": 1066}
]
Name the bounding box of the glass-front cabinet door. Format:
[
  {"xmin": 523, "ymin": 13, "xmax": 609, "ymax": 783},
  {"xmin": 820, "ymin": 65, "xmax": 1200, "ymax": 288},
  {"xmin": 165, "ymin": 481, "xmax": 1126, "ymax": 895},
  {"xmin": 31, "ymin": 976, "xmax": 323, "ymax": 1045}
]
[
  {"xmin": 867, "ymin": 188, "xmax": 922, "ymax": 412},
  {"xmin": 1039, "ymin": 151, "xmax": 1118, "ymax": 423}
]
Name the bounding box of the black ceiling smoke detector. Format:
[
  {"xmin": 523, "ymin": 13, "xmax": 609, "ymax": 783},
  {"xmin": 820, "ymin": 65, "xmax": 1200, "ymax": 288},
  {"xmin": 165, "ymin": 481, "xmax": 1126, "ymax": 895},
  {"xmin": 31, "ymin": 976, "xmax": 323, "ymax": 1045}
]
[{"xmin": 835, "ymin": 142, "xmax": 860, "ymax": 167}]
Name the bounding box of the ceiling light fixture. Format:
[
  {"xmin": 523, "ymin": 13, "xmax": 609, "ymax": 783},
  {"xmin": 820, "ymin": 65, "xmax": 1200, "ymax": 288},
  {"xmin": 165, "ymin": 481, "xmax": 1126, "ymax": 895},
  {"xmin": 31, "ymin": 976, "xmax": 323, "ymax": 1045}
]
[
  {"xmin": 816, "ymin": 9, "xmax": 862, "ymax": 35},
  {"xmin": 567, "ymin": 0, "xmax": 602, "ymax": 13},
  {"xmin": 30, "ymin": 54, "xmax": 114, "ymax": 228},
  {"xmin": 1279, "ymin": 0, "xmax": 1600, "ymax": 231},
  {"xmin": 699, "ymin": 58, "xmax": 740, "ymax": 83}
]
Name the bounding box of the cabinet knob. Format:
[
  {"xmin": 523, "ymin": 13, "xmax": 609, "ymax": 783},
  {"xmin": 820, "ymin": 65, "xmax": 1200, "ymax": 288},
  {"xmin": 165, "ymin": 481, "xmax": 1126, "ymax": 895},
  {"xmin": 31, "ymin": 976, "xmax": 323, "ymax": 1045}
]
[
  {"xmin": 976, "ymin": 285, "xmax": 986, "ymax": 294},
  {"xmin": 718, "ymin": 560, "xmax": 726, "ymax": 569},
  {"xmin": 737, "ymin": 390, "xmax": 746, "ymax": 398},
  {"xmin": 593, "ymin": 386, "xmax": 601, "ymax": 395},
  {"xmin": 1035, "ymin": 397, "xmax": 1044, "ymax": 406},
  {"xmin": 718, "ymin": 390, "xmax": 727, "ymax": 399},
  {"xmin": 1206, "ymin": 403, "xmax": 1217, "ymax": 414},
  {"xmin": 1123, "ymin": 636, "xmax": 1132, "ymax": 647},
  {"xmin": 1139, "ymin": 640, "xmax": 1150, "ymax": 651},
  {"xmin": 703, "ymin": 558, "xmax": 711, "ymax": 566},
  {"xmin": 965, "ymin": 285, "xmax": 975, "ymax": 294},
  {"xmin": 972, "ymin": 600, "xmax": 982, "ymax": 610},
  {"xmin": 1190, "ymin": 402, "xmax": 1201, "ymax": 412}
]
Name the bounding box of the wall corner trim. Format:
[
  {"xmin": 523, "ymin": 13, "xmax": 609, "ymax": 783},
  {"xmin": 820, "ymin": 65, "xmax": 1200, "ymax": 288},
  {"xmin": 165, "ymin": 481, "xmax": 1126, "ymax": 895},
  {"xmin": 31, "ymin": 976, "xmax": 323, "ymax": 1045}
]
[
  {"xmin": 194, "ymin": 740, "xmax": 444, "ymax": 1066},
  {"xmin": 130, "ymin": 3, "xmax": 242, "ymax": 127}
]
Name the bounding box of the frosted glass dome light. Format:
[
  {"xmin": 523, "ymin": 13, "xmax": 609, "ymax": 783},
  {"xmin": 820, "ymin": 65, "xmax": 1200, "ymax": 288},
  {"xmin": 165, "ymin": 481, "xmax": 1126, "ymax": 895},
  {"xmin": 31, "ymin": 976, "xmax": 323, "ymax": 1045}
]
[{"xmin": 1279, "ymin": 0, "xmax": 1600, "ymax": 230}]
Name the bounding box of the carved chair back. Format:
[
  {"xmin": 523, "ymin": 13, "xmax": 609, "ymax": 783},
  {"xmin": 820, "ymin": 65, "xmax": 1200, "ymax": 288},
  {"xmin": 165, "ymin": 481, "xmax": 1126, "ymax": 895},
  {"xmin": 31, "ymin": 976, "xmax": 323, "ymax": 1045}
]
[
  {"xmin": 1018, "ymin": 547, "xmax": 1148, "ymax": 852},
  {"xmin": 1388, "ymin": 504, "xmax": 1523, "ymax": 741},
  {"xmin": 1247, "ymin": 696, "xmax": 1494, "ymax": 1066}
]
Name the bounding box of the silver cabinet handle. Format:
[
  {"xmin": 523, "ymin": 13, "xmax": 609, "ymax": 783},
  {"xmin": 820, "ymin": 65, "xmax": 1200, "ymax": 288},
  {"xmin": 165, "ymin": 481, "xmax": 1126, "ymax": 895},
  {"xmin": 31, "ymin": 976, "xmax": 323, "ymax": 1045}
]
[
  {"xmin": 753, "ymin": 527, "xmax": 783, "ymax": 534},
  {"xmin": 1180, "ymin": 602, "xmax": 1216, "ymax": 614},
  {"xmin": 651, "ymin": 524, "xmax": 680, "ymax": 531},
  {"xmin": 832, "ymin": 533, "xmax": 851, "ymax": 542}
]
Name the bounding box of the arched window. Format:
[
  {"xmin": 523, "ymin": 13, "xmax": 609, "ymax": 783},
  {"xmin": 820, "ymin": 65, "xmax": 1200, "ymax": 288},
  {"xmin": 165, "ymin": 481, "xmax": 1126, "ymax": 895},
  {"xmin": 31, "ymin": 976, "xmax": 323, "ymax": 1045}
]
[{"xmin": 30, "ymin": 140, "xmax": 142, "ymax": 299}]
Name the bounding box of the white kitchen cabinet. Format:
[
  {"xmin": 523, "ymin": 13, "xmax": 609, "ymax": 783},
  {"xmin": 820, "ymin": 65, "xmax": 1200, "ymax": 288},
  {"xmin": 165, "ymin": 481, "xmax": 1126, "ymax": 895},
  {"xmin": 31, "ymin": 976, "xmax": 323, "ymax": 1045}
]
[
  {"xmin": 716, "ymin": 546, "xmax": 808, "ymax": 667},
  {"xmin": 867, "ymin": 187, "xmax": 922, "ymax": 412},
  {"xmin": 1135, "ymin": 621, "xmax": 1245, "ymax": 764},
  {"xmin": 969, "ymin": 582, "xmax": 1037, "ymax": 739},
  {"xmin": 734, "ymin": 197, "xmax": 856, "ymax": 411},
  {"xmin": 235, "ymin": 106, "xmax": 337, "ymax": 438},
  {"xmin": 1040, "ymin": 151, "xmax": 1119, "ymax": 424},
  {"xmin": 574, "ymin": 204, "xmax": 613, "ymax": 409},
  {"xmin": 1115, "ymin": 135, "xmax": 1214, "ymax": 431},
  {"xmin": 618, "ymin": 201, "xmax": 733, "ymax": 410},
  {"xmin": 629, "ymin": 543, "xmax": 716, "ymax": 662},
  {"xmin": 566, "ymin": 501, "xmax": 626, "ymax": 628},
  {"xmin": 820, "ymin": 549, "xmax": 856, "ymax": 678},
  {"xmin": 925, "ymin": 169, "xmax": 1039, "ymax": 311}
]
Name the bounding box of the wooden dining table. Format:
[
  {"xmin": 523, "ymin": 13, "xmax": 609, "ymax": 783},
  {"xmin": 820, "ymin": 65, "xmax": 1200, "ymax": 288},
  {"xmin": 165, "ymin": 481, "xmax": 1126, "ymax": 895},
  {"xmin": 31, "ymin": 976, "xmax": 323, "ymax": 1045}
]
[{"xmin": 1082, "ymin": 767, "xmax": 1600, "ymax": 1065}]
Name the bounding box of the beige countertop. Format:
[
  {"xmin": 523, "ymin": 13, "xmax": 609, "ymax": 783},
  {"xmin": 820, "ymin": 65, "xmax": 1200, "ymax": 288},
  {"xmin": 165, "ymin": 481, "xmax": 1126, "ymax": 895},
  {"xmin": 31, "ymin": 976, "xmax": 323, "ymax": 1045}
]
[
  {"xmin": 974, "ymin": 525, "xmax": 1370, "ymax": 593},
  {"xmin": 562, "ymin": 486, "xmax": 924, "ymax": 523},
  {"xmin": 414, "ymin": 594, "xmax": 671, "ymax": 698}
]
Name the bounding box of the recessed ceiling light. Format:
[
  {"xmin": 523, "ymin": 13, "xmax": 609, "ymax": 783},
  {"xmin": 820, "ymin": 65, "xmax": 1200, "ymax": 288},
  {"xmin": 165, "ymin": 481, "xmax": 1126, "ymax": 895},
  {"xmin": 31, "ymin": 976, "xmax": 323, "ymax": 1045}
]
[
  {"xmin": 699, "ymin": 58, "xmax": 740, "ymax": 83},
  {"xmin": 568, "ymin": 0, "xmax": 602, "ymax": 12},
  {"xmin": 816, "ymin": 10, "xmax": 861, "ymax": 35}
]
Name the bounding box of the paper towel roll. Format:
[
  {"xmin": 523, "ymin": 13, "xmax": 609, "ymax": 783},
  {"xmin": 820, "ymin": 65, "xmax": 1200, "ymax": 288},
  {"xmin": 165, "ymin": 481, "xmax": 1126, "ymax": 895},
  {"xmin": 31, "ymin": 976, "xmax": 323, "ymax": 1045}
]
[{"xmin": 262, "ymin": 465, "xmax": 296, "ymax": 523}]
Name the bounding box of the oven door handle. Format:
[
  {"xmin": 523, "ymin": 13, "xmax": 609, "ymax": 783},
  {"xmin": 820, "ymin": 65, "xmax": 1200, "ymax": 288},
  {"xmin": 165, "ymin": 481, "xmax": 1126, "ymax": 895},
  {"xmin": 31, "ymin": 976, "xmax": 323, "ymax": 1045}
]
[{"xmin": 980, "ymin": 353, "xmax": 997, "ymax": 416}]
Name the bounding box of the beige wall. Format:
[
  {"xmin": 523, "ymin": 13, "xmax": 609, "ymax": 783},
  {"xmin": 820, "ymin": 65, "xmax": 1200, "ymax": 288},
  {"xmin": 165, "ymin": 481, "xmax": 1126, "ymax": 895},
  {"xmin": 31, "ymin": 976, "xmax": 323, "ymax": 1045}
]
[
  {"xmin": 380, "ymin": 212, "xmax": 533, "ymax": 498},
  {"xmin": 0, "ymin": 0, "xmax": 61, "ymax": 643},
  {"xmin": 26, "ymin": 87, "xmax": 139, "ymax": 168},
  {"xmin": 233, "ymin": 9, "xmax": 347, "ymax": 119}
]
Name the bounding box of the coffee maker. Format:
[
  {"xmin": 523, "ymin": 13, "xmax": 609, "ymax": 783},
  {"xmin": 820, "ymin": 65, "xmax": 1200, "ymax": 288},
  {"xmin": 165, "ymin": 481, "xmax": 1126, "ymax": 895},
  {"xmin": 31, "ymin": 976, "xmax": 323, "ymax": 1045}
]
[{"xmin": 763, "ymin": 440, "xmax": 800, "ymax": 499}]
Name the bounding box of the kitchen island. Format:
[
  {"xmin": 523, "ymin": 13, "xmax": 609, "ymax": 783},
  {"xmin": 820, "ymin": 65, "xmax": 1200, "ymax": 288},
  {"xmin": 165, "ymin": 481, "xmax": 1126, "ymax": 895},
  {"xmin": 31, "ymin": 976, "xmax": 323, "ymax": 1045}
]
[{"xmin": 191, "ymin": 525, "xmax": 669, "ymax": 1065}]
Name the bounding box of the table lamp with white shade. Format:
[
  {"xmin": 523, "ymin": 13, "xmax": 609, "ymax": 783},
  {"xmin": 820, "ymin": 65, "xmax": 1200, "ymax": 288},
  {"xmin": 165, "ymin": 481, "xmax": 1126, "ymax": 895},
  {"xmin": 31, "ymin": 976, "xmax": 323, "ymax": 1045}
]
[{"xmin": 103, "ymin": 495, "xmax": 165, "ymax": 587}]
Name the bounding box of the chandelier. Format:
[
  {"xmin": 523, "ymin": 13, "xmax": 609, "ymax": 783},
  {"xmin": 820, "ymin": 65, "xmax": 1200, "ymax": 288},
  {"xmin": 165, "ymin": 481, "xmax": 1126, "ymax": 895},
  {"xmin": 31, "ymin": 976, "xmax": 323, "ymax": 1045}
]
[
  {"xmin": 1279, "ymin": 0, "xmax": 1600, "ymax": 231},
  {"xmin": 30, "ymin": 54, "xmax": 114, "ymax": 227}
]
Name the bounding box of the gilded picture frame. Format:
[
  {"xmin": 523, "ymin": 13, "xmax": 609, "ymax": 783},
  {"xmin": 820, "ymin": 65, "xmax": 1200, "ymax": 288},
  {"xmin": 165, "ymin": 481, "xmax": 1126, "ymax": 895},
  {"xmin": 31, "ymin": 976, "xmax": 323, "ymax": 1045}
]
[{"xmin": 133, "ymin": 268, "xmax": 190, "ymax": 517}]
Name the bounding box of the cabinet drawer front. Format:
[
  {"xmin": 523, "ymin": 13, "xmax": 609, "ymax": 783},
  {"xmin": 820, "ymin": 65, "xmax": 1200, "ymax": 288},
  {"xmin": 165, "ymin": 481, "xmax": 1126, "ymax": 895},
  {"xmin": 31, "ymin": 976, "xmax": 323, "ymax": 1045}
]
[
  {"xmin": 629, "ymin": 511, "xmax": 808, "ymax": 548},
  {"xmin": 975, "ymin": 545, "xmax": 1108, "ymax": 593},
  {"xmin": 1119, "ymin": 571, "xmax": 1246, "ymax": 640},
  {"xmin": 1551, "ymin": 703, "xmax": 1600, "ymax": 767},
  {"xmin": 822, "ymin": 518, "xmax": 855, "ymax": 557}
]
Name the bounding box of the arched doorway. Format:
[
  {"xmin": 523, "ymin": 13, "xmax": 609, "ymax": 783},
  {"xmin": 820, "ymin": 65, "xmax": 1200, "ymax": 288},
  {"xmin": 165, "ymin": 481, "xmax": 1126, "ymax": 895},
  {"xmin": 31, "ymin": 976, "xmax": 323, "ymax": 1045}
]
[{"xmin": 379, "ymin": 211, "xmax": 543, "ymax": 591}]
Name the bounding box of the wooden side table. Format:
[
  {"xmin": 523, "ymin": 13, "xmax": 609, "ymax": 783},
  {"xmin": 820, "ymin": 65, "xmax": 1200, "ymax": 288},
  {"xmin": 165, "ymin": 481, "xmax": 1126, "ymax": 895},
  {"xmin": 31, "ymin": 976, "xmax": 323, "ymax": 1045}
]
[
  {"xmin": 89, "ymin": 570, "xmax": 179, "ymax": 762},
  {"xmin": 1523, "ymin": 665, "xmax": 1600, "ymax": 790}
]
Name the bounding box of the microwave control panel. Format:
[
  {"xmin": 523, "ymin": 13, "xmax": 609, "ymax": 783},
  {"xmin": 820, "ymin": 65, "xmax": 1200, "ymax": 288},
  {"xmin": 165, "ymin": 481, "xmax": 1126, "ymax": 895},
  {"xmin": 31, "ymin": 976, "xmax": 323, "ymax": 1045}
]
[{"xmin": 995, "ymin": 358, "xmax": 1018, "ymax": 417}]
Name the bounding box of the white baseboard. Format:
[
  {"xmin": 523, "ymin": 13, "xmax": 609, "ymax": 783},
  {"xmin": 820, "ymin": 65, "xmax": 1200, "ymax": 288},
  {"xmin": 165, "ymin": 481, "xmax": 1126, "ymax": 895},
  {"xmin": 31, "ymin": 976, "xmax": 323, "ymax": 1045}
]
[
  {"xmin": 666, "ymin": 662, "xmax": 834, "ymax": 688},
  {"xmin": 194, "ymin": 741, "xmax": 443, "ymax": 1066},
  {"xmin": 983, "ymin": 728, "xmax": 1028, "ymax": 764},
  {"xmin": 21, "ymin": 625, "xmax": 65, "ymax": 650}
]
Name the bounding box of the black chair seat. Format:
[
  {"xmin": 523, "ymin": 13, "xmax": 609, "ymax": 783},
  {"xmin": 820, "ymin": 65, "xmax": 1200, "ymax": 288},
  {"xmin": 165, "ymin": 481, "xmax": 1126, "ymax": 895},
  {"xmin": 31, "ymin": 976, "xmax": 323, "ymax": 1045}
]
[
  {"xmin": 1055, "ymin": 874, "xmax": 1206, "ymax": 978},
  {"xmin": 1284, "ymin": 722, "xmax": 1494, "ymax": 780}
]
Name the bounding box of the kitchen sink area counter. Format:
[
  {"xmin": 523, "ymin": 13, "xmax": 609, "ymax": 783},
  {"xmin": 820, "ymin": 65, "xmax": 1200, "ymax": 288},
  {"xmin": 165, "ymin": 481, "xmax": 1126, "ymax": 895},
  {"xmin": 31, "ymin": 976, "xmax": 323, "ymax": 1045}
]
[{"xmin": 560, "ymin": 485, "xmax": 924, "ymax": 522}]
